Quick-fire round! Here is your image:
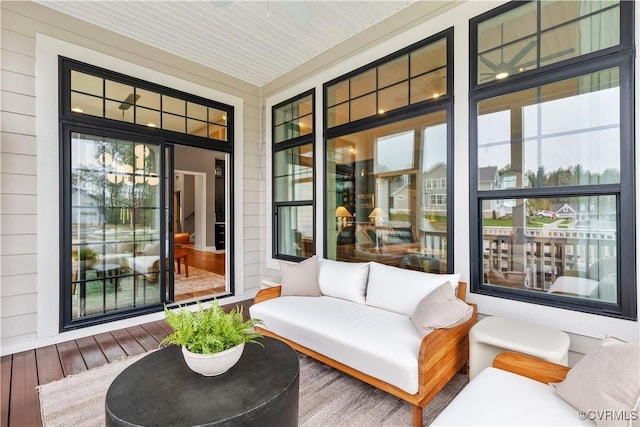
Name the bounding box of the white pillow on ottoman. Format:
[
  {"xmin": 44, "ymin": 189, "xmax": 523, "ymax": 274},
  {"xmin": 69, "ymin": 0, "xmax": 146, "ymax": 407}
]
[
  {"xmin": 366, "ymin": 262, "xmax": 461, "ymax": 316},
  {"xmin": 318, "ymin": 259, "xmax": 369, "ymax": 304}
]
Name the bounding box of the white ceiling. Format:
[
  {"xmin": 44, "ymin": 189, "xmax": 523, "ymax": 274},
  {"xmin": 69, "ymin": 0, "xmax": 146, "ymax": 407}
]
[{"xmin": 37, "ymin": 0, "xmax": 420, "ymax": 87}]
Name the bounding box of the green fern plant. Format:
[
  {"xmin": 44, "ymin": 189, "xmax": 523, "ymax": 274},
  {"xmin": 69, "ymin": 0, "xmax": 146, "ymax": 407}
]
[{"xmin": 160, "ymin": 300, "xmax": 264, "ymax": 354}]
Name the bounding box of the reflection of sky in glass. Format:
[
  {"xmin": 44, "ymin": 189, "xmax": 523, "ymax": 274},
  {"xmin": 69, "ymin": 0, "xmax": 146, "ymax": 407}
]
[
  {"xmin": 375, "ymin": 130, "xmax": 414, "ymax": 172},
  {"xmin": 423, "ymin": 123, "xmax": 447, "ymax": 170},
  {"xmin": 478, "ymin": 87, "xmax": 620, "ymax": 176}
]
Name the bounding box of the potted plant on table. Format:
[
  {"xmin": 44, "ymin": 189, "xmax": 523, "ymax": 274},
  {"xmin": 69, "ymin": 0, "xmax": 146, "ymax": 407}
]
[
  {"xmin": 73, "ymin": 247, "xmax": 98, "ymax": 270},
  {"xmin": 160, "ymin": 300, "xmax": 264, "ymax": 376}
]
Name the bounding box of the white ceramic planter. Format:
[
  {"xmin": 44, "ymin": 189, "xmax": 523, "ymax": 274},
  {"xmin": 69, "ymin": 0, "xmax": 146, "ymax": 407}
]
[{"xmin": 181, "ymin": 343, "xmax": 245, "ymax": 376}]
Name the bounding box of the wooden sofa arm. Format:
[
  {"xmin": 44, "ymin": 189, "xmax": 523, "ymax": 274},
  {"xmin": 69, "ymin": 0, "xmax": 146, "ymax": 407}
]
[
  {"xmin": 493, "ymin": 351, "xmax": 570, "ymax": 383},
  {"xmin": 254, "ymin": 285, "xmax": 282, "ymax": 303}
]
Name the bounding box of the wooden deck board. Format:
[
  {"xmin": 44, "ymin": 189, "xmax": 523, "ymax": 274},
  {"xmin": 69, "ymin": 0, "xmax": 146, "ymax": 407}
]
[
  {"xmin": 110, "ymin": 327, "xmax": 148, "ymax": 357},
  {"xmin": 93, "ymin": 332, "xmax": 127, "ymax": 362},
  {"xmin": 1, "ymin": 355, "xmax": 12, "ymax": 427},
  {"xmin": 1, "ymin": 297, "xmax": 252, "ymax": 427},
  {"xmin": 56, "ymin": 340, "xmax": 87, "ymax": 376},
  {"xmin": 76, "ymin": 336, "xmax": 108, "ymax": 370},
  {"xmin": 8, "ymin": 351, "xmax": 41, "ymax": 427},
  {"xmin": 34, "ymin": 346, "xmax": 64, "ymax": 385},
  {"xmin": 139, "ymin": 322, "xmax": 170, "ymax": 344},
  {"xmin": 126, "ymin": 325, "xmax": 160, "ymax": 352}
]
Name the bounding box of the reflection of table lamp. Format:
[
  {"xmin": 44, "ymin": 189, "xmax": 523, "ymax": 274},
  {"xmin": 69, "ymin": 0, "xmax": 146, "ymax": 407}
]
[
  {"xmin": 335, "ymin": 206, "xmax": 352, "ymax": 231},
  {"xmin": 368, "ymin": 208, "xmax": 386, "ymax": 250},
  {"xmin": 368, "ymin": 208, "xmax": 386, "ymax": 226}
]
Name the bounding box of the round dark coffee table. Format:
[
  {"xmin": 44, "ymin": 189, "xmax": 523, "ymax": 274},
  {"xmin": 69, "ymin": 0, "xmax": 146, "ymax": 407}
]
[{"xmin": 105, "ymin": 337, "xmax": 299, "ymax": 427}]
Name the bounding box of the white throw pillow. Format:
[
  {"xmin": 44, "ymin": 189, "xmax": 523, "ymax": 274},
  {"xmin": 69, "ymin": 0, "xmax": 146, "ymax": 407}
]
[
  {"xmin": 411, "ymin": 282, "xmax": 473, "ymax": 336},
  {"xmin": 366, "ymin": 262, "xmax": 461, "ymax": 316},
  {"xmin": 280, "ymin": 255, "xmax": 321, "ymax": 297},
  {"xmin": 318, "ymin": 259, "xmax": 369, "ymax": 304},
  {"xmin": 553, "ymin": 337, "xmax": 640, "ymax": 427}
]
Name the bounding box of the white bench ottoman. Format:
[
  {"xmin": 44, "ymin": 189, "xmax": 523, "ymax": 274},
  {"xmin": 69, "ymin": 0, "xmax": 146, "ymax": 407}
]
[{"xmin": 469, "ymin": 316, "xmax": 570, "ymax": 379}]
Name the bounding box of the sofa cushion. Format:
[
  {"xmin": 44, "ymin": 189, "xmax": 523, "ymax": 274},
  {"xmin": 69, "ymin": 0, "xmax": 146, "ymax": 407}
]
[
  {"xmin": 250, "ymin": 295, "xmax": 422, "ymax": 394},
  {"xmin": 280, "ymin": 255, "xmax": 321, "ymax": 297},
  {"xmin": 318, "ymin": 259, "xmax": 369, "ymax": 304},
  {"xmin": 553, "ymin": 337, "xmax": 640, "ymax": 427},
  {"xmin": 411, "ymin": 282, "xmax": 473, "ymax": 336},
  {"xmin": 366, "ymin": 262, "xmax": 461, "ymax": 316},
  {"xmin": 432, "ymin": 367, "xmax": 592, "ymax": 426}
]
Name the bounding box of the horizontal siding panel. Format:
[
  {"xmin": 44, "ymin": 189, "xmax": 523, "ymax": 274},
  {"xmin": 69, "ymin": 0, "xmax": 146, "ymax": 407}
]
[
  {"xmin": 0, "ymin": 293, "xmax": 37, "ymax": 317},
  {"xmin": 0, "ymin": 153, "xmax": 37, "ymax": 175},
  {"xmin": 0, "ymin": 273, "xmax": 37, "ymax": 297},
  {"xmin": 243, "ymin": 178, "xmax": 260, "ymax": 192},
  {"xmin": 1, "ymin": 234, "xmax": 37, "ymax": 255},
  {"xmin": 0, "ymin": 254, "xmax": 37, "ymax": 276},
  {"xmin": 242, "ymin": 153, "xmax": 260, "ymax": 168},
  {"xmin": 243, "ymin": 227, "xmax": 261, "ymax": 240},
  {"xmin": 243, "ymin": 215, "xmax": 260, "ymax": 227},
  {"xmin": 243, "ymin": 263, "xmax": 261, "ymax": 277},
  {"xmin": 0, "ymin": 194, "xmax": 36, "ymax": 214},
  {"xmin": 0, "ymin": 214, "xmax": 37, "ymax": 235},
  {"xmin": 1, "ymin": 173, "xmax": 37, "ymax": 194},
  {"xmin": 0, "ymin": 49, "xmax": 34, "ymax": 76},
  {"xmin": 1, "ymin": 132, "xmax": 36, "ymax": 155},
  {"xmin": 1, "ymin": 70, "xmax": 35, "ymax": 97},
  {"xmin": 1, "ymin": 90, "xmax": 35, "ymax": 115},
  {"xmin": 243, "ymin": 251, "xmax": 261, "ymax": 264},
  {"xmin": 0, "ymin": 313, "xmax": 37, "ymax": 339},
  {"xmin": 0, "ymin": 29, "xmax": 36, "ymax": 55},
  {"xmin": 0, "ymin": 111, "xmax": 36, "ymax": 135}
]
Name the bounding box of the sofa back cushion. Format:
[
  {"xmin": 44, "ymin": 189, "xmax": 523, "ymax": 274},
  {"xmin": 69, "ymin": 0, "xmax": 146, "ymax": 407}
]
[
  {"xmin": 280, "ymin": 255, "xmax": 321, "ymax": 297},
  {"xmin": 318, "ymin": 259, "xmax": 369, "ymax": 304},
  {"xmin": 366, "ymin": 262, "xmax": 461, "ymax": 316}
]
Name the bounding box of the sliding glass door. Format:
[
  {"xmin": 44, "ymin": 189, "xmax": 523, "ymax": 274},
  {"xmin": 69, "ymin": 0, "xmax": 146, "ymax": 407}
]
[{"xmin": 65, "ymin": 131, "xmax": 171, "ymax": 325}]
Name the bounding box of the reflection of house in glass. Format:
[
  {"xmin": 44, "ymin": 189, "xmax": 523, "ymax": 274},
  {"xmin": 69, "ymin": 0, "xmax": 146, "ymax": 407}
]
[
  {"xmin": 71, "ymin": 189, "xmax": 105, "ymax": 226},
  {"xmin": 422, "ymin": 162, "xmax": 447, "ymax": 217},
  {"xmin": 482, "ymin": 195, "xmax": 618, "ymax": 303}
]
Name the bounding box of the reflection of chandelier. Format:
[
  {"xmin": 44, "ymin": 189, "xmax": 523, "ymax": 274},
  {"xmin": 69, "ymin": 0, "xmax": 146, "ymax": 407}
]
[{"xmin": 102, "ymin": 144, "xmax": 159, "ymax": 186}]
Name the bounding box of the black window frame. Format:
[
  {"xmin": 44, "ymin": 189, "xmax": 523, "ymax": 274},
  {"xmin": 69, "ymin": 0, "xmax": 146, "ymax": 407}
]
[
  {"xmin": 271, "ymin": 89, "xmax": 316, "ymax": 262},
  {"xmin": 469, "ymin": 0, "xmax": 636, "ymax": 320},
  {"xmin": 59, "ymin": 57, "xmax": 235, "ymax": 330},
  {"xmin": 323, "ymin": 28, "xmax": 456, "ymax": 271}
]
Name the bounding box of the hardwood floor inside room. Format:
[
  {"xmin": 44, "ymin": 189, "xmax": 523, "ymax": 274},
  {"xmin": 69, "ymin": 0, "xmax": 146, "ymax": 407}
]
[
  {"xmin": 0, "ymin": 300, "xmax": 252, "ymax": 427},
  {"xmin": 178, "ymin": 244, "xmax": 225, "ymax": 276}
]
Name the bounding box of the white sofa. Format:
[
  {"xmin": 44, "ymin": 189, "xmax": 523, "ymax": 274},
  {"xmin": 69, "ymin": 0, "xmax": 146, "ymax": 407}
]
[{"xmin": 250, "ymin": 258, "xmax": 477, "ymax": 427}]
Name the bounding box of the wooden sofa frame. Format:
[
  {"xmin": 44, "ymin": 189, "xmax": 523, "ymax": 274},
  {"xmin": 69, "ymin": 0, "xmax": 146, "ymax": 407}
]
[
  {"xmin": 492, "ymin": 351, "xmax": 571, "ymax": 383},
  {"xmin": 253, "ymin": 282, "xmax": 478, "ymax": 427}
]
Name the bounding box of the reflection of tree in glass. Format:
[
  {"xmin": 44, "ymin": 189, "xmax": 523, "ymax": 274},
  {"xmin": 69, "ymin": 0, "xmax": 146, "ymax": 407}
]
[{"xmin": 72, "ymin": 139, "xmax": 158, "ymax": 230}]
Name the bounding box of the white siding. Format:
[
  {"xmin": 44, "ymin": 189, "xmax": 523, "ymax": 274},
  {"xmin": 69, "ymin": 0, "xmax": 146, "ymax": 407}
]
[{"xmin": 0, "ymin": 1, "xmax": 264, "ymax": 353}]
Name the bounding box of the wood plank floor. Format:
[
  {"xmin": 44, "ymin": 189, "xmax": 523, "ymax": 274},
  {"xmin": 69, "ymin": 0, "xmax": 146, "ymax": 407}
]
[{"xmin": 0, "ymin": 299, "xmax": 252, "ymax": 427}]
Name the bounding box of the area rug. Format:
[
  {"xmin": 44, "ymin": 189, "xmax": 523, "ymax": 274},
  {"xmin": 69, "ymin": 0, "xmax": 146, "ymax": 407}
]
[
  {"xmin": 174, "ymin": 266, "xmax": 225, "ymax": 296},
  {"xmin": 38, "ymin": 351, "xmax": 467, "ymax": 426}
]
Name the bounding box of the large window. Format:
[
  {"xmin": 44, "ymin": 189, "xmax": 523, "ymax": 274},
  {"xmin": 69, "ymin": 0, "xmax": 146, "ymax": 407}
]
[
  {"xmin": 325, "ymin": 29, "xmax": 454, "ymax": 273},
  {"xmin": 470, "ymin": 0, "xmax": 635, "ymax": 319},
  {"xmin": 272, "ymin": 91, "xmax": 315, "ymax": 260}
]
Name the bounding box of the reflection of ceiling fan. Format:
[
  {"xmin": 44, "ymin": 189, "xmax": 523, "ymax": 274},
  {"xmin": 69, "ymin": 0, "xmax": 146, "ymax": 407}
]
[
  {"xmin": 479, "ymin": 25, "xmax": 575, "ymax": 81},
  {"xmin": 119, "ymin": 93, "xmax": 140, "ymax": 120}
]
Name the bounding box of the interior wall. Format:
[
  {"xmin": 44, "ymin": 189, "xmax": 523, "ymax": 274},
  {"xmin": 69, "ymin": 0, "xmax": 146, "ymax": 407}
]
[
  {"xmin": 262, "ymin": 0, "xmax": 640, "ymax": 349},
  {"xmin": 0, "ymin": 0, "xmax": 264, "ymax": 354}
]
